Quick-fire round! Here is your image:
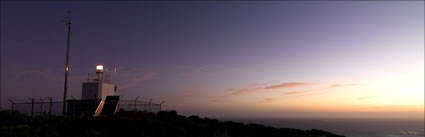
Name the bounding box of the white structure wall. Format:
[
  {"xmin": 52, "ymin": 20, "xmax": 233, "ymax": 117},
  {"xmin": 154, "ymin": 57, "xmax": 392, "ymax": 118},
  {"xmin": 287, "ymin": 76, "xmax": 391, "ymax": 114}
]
[
  {"xmin": 100, "ymin": 82, "xmax": 115, "ymax": 99},
  {"xmin": 82, "ymin": 82, "xmax": 116, "ymax": 99}
]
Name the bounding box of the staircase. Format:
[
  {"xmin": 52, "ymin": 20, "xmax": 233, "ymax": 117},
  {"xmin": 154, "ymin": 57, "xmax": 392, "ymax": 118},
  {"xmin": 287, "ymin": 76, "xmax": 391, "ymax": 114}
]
[{"xmin": 93, "ymin": 99, "xmax": 105, "ymax": 117}]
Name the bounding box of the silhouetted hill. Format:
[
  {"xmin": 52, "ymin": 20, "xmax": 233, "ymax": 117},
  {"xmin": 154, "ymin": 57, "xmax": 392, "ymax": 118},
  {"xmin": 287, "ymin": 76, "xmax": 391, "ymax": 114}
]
[{"xmin": 0, "ymin": 110, "xmax": 345, "ymax": 137}]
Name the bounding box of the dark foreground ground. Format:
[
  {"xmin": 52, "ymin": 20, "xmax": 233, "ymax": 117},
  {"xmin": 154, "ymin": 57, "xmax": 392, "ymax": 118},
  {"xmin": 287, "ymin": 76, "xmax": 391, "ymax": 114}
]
[{"xmin": 0, "ymin": 110, "xmax": 345, "ymax": 137}]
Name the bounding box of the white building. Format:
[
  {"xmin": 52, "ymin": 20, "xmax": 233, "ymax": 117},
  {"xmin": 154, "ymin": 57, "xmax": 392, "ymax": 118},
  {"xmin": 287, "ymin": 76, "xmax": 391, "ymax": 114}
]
[{"xmin": 81, "ymin": 65, "xmax": 117, "ymax": 100}]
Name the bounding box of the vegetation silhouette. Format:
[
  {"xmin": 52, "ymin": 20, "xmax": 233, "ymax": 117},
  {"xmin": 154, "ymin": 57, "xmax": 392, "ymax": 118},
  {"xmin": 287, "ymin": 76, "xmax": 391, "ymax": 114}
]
[{"xmin": 0, "ymin": 110, "xmax": 345, "ymax": 137}]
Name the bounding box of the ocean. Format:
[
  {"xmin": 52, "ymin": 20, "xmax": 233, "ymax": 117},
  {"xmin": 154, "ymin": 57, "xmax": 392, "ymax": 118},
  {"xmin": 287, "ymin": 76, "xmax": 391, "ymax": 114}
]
[{"xmin": 218, "ymin": 118, "xmax": 424, "ymax": 137}]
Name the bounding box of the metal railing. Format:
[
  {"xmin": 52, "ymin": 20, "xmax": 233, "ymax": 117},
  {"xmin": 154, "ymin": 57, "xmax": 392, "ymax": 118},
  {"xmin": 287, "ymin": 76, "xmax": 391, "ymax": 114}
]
[{"xmin": 87, "ymin": 73, "xmax": 111, "ymax": 82}]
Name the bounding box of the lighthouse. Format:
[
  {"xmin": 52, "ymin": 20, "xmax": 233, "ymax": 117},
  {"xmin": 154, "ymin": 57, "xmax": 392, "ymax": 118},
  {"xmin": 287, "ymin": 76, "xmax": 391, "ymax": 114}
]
[
  {"xmin": 81, "ymin": 64, "xmax": 117, "ymax": 99},
  {"xmin": 67, "ymin": 64, "xmax": 120, "ymax": 116}
]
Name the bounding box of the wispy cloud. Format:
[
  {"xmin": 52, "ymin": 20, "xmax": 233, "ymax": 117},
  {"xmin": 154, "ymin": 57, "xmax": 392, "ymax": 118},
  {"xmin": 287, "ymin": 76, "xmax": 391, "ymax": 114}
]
[
  {"xmin": 213, "ymin": 82, "xmax": 360, "ymax": 102},
  {"xmin": 208, "ymin": 82, "xmax": 362, "ymax": 106},
  {"xmin": 209, "ymin": 95, "xmax": 225, "ymax": 102},
  {"xmin": 264, "ymin": 82, "xmax": 315, "ymax": 89},
  {"xmin": 365, "ymin": 105, "xmax": 422, "ymax": 110},
  {"xmin": 284, "ymin": 91, "xmax": 309, "ymax": 95},
  {"xmin": 229, "ymin": 87, "xmax": 262, "ymax": 95},
  {"xmin": 229, "ymin": 82, "xmax": 315, "ymax": 96},
  {"xmin": 179, "ymin": 86, "xmax": 202, "ymax": 97},
  {"xmin": 117, "ymin": 71, "xmax": 158, "ymax": 89},
  {"xmin": 358, "ymin": 96, "xmax": 376, "ymax": 100},
  {"xmin": 264, "ymin": 97, "xmax": 277, "ymax": 101},
  {"xmin": 171, "ymin": 85, "xmax": 213, "ymax": 108},
  {"xmin": 171, "ymin": 86, "xmax": 203, "ymax": 103},
  {"xmin": 281, "ymin": 83, "xmax": 360, "ymax": 96},
  {"xmin": 330, "ymin": 84, "xmax": 358, "ymax": 88}
]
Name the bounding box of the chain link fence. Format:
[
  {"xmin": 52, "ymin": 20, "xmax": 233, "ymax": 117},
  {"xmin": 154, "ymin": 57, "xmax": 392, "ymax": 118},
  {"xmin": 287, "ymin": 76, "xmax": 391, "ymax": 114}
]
[{"xmin": 7, "ymin": 97, "xmax": 164, "ymax": 117}]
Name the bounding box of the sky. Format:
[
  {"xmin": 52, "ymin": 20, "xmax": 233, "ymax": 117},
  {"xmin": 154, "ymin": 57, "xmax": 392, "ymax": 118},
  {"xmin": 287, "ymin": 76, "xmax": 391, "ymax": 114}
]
[{"xmin": 1, "ymin": 1, "xmax": 424, "ymax": 118}]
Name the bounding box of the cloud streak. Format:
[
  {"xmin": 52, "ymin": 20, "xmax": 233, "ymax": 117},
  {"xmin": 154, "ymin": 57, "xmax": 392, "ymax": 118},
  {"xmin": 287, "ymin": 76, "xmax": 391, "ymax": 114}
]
[
  {"xmin": 284, "ymin": 91, "xmax": 309, "ymax": 95},
  {"xmin": 117, "ymin": 70, "xmax": 158, "ymax": 90},
  {"xmin": 330, "ymin": 84, "xmax": 358, "ymax": 88},
  {"xmin": 230, "ymin": 82, "xmax": 315, "ymax": 96},
  {"xmin": 282, "ymin": 83, "xmax": 359, "ymax": 96},
  {"xmin": 358, "ymin": 96, "xmax": 376, "ymax": 100},
  {"xmin": 211, "ymin": 82, "xmax": 360, "ymax": 103},
  {"xmin": 264, "ymin": 82, "xmax": 315, "ymax": 89},
  {"xmin": 230, "ymin": 88, "xmax": 262, "ymax": 95},
  {"xmin": 263, "ymin": 97, "xmax": 278, "ymax": 101}
]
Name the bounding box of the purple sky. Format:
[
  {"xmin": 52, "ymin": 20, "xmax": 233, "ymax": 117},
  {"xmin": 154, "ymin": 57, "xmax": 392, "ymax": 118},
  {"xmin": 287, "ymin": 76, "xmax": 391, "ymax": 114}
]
[{"xmin": 1, "ymin": 1, "xmax": 424, "ymax": 118}]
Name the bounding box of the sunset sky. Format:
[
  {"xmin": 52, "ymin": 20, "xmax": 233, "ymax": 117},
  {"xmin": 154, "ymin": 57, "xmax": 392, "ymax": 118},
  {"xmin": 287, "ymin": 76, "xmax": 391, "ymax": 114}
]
[{"xmin": 1, "ymin": 1, "xmax": 424, "ymax": 118}]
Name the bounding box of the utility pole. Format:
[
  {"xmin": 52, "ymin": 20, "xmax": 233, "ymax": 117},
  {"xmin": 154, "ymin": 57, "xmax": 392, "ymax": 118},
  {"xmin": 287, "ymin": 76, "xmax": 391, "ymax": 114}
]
[{"xmin": 63, "ymin": 10, "xmax": 71, "ymax": 115}]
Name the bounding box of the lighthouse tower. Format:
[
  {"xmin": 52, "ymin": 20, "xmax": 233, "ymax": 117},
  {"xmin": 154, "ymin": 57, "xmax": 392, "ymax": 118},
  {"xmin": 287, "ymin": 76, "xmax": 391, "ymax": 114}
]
[{"xmin": 81, "ymin": 64, "xmax": 117, "ymax": 99}]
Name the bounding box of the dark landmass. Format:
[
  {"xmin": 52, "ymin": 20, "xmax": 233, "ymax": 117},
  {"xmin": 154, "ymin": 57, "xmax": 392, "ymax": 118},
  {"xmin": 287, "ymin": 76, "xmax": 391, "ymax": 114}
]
[{"xmin": 0, "ymin": 110, "xmax": 345, "ymax": 137}]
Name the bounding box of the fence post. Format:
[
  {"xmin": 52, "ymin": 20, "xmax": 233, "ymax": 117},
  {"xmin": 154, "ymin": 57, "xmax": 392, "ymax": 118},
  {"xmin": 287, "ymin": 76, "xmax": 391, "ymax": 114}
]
[
  {"xmin": 159, "ymin": 101, "xmax": 164, "ymax": 111},
  {"xmin": 128, "ymin": 100, "xmax": 131, "ymax": 110},
  {"xmin": 48, "ymin": 97, "xmax": 53, "ymax": 115},
  {"xmin": 134, "ymin": 96, "xmax": 139, "ymax": 110},
  {"xmin": 148, "ymin": 99, "xmax": 152, "ymax": 112},
  {"xmin": 8, "ymin": 99, "xmax": 14, "ymax": 110},
  {"xmin": 30, "ymin": 98, "xmax": 34, "ymax": 118},
  {"xmin": 39, "ymin": 98, "xmax": 43, "ymax": 115},
  {"xmin": 73, "ymin": 100, "xmax": 76, "ymax": 117}
]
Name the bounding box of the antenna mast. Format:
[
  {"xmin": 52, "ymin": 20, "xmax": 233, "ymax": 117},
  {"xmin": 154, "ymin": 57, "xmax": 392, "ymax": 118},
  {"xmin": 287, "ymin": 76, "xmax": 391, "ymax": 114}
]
[{"xmin": 62, "ymin": 10, "xmax": 71, "ymax": 115}]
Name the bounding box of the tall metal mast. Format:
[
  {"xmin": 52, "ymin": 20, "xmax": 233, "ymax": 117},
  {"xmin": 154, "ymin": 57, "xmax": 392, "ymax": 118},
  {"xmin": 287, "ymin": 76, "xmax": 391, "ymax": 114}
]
[{"xmin": 63, "ymin": 10, "xmax": 71, "ymax": 115}]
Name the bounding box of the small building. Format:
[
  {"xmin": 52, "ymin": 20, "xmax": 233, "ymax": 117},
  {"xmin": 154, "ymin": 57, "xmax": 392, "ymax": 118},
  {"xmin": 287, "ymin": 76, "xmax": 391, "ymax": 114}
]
[
  {"xmin": 82, "ymin": 64, "xmax": 117, "ymax": 99},
  {"xmin": 68, "ymin": 64, "xmax": 120, "ymax": 116}
]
